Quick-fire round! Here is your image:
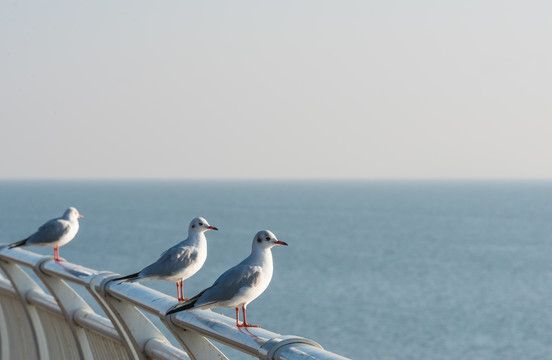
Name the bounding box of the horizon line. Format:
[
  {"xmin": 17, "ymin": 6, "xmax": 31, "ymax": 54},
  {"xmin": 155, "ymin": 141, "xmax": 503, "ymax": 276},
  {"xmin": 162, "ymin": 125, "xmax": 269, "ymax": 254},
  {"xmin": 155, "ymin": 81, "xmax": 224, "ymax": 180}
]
[{"xmin": 2, "ymin": 177, "xmax": 552, "ymax": 182}]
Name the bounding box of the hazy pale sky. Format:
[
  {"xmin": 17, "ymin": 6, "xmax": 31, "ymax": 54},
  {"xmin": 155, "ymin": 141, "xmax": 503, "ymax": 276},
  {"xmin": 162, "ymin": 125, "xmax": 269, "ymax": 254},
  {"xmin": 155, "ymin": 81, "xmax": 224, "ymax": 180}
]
[{"xmin": 1, "ymin": 1, "xmax": 551, "ymax": 179}]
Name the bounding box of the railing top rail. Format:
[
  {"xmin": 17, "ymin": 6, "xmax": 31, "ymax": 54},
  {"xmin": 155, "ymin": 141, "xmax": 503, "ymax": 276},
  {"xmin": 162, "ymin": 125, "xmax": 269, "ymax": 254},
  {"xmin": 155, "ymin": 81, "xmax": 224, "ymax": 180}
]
[{"xmin": 0, "ymin": 245, "xmax": 350, "ymax": 360}]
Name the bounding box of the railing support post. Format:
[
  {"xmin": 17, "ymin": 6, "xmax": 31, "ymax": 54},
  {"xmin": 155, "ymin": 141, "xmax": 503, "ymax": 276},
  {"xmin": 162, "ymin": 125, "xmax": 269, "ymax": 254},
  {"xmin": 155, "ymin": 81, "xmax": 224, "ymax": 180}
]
[
  {"xmin": 86, "ymin": 273, "xmax": 141, "ymax": 359},
  {"xmin": 89, "ymin": 274, "xmax": 173, "ymax": 360},
  {"xmin": 0, "ymin": 276, "xmax": 11, "ymax": 360},
  {"xmin": 33, "ymin": 258, "xmax": 94, "ymax": 360},
  {"xmin": 0, "ymin": 259, "xmax": 49, "ymax": 359},
  {"xmin": 162, "ymin": 315, "xmax": 229, "ymax": 360}
]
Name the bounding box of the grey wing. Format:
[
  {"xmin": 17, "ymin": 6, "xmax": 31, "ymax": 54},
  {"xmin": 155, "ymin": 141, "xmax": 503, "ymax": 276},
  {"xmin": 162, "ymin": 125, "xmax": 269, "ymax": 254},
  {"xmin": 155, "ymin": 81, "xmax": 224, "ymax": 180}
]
[
  {"xmin": 27, "ymin": 219, "xmax": 70, "ymax": 245},
  {"xmin": 140, "ymin": 245, "xmax": 197, "ymax": 277},
  {"xmin": 195, "ymin": 265, "xmax": 262, "ymax": 307}
]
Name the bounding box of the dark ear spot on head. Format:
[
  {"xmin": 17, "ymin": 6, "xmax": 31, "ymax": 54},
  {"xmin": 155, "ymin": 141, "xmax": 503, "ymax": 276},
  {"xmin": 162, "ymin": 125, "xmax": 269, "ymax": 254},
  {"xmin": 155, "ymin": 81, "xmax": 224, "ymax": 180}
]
[
  {"xmin": 192, "ymin": 224, "xmax": 195, "ymax": 228},
  {"xmin": 257, "ymin": 237, "xmax": 262, "ymax": 243}
]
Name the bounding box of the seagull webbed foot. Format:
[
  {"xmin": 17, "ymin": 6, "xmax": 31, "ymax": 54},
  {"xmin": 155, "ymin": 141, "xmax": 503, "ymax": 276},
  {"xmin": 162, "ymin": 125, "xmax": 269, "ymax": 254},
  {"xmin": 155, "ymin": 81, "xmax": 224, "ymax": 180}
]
[{"xmin": 237, "ymin": 323, "xmax": 259, "ymax": 328}]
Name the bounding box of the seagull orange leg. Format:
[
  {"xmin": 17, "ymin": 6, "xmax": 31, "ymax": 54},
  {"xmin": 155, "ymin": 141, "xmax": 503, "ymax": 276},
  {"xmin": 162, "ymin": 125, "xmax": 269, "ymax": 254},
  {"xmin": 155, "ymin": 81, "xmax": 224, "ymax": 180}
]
[
  {"xmin": 240, "ymin": 306, "xmax": 259, "ymax": 328},
  {"xmin": 235, "ymin": 307, "xmax": 242, "ymax": 327},
  {"xmin": 176, "ymin": 282, "xmax": 182, "ymax": 301},
  {"xmin": 54, "ymin": 246, "xmax": 60, "ymax": 261}
]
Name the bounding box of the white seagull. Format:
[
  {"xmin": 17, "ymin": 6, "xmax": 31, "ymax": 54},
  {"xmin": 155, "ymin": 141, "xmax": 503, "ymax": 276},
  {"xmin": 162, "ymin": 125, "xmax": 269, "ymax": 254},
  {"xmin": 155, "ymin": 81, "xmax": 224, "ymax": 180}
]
[
  {"xmin": 9, "ymin": 207, "xmax": 83, "ymax": 261},
  {"xmin": 167, "ymin": 229, "xmax": 287, "ymax": 328},
  {"xmin": 114, "ymin": 217, "xmax": 218, "ymax": 302}
]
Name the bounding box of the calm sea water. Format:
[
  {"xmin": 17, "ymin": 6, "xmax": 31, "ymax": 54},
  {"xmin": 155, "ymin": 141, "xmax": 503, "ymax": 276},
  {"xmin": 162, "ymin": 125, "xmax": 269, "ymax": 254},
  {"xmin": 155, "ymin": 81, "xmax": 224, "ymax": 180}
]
[{"xmin": 2, "ymin": 180, "xmax": 552, "ymax": 360}]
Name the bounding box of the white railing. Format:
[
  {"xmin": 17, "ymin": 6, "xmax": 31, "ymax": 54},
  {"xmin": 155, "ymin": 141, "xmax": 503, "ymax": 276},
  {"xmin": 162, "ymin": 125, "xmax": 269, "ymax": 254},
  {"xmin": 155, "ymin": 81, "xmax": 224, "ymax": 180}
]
[{"xmin": 0, "ymin": 245, "xmax": 350, "ymax": 360}]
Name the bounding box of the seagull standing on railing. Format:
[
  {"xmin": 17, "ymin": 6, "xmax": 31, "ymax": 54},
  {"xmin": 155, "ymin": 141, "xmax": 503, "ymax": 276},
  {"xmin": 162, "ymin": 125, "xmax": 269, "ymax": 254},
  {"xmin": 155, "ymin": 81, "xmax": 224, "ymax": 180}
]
[
  {"xmin": 8, "ymin": 207, "xmax": 83, "ymax": 262},
  {"xmin": 113, "ymin": 217, "xmax": 218, "ymax": 302},
  {"xmin": 167, "ymin": 230, "xmax": 287, "ymax": 328}
]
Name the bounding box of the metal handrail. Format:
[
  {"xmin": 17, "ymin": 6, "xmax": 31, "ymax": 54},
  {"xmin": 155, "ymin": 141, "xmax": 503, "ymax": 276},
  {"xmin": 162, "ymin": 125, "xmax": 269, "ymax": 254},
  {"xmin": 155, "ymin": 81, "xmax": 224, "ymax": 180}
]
[{"xmin": 0, "ymin": 246, "xmax": 350, "ymax": 360}]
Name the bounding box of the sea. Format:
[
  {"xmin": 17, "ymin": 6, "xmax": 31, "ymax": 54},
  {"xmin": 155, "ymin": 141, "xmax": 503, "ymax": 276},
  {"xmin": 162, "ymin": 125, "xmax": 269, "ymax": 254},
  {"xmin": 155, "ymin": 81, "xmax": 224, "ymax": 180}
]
[{"xmin": 1, "ymin": 180, "xmax": 552, "ymax": 360}]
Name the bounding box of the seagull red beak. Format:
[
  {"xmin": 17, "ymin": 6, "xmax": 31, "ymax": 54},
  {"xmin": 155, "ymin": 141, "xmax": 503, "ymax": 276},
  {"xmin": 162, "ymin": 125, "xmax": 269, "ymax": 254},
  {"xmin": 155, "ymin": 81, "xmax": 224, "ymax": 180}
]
[
  {"xmin": 274, "ymin": 240, "xmax": 288, "ymax": 246},
  {"xmin": 78, "ymin": 214, "xmax": 84, "ymax": 219},
  {"xmin": 207, "ymin": 225, "xmax": 218, "ymax": 231}
]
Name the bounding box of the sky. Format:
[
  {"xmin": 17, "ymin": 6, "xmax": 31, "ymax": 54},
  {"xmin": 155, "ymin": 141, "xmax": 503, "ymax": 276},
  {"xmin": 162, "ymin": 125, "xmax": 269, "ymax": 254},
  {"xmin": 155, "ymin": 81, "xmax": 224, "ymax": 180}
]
[{"xmin": 1, "ymin": 0, "xmax": 551, "ymax": 179}]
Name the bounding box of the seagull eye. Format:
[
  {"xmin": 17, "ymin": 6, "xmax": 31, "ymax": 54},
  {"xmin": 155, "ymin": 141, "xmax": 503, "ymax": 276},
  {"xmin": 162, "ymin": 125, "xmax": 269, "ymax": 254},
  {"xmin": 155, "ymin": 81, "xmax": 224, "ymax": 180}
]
[
  {"xmin": 265, "ymin": 237, "xmax": 270, "ymax": 241},
  {"xmin": 199, "ymin": 222, "xmax": 203, "ymax": 226}
]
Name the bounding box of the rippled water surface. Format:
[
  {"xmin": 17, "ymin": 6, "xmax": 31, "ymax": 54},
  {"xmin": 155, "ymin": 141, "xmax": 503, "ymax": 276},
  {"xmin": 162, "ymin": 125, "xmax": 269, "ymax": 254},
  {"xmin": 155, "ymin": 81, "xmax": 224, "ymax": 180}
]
[{"xmin": 2, "ymin": 180, "xmax": 552, "ymax": 360}]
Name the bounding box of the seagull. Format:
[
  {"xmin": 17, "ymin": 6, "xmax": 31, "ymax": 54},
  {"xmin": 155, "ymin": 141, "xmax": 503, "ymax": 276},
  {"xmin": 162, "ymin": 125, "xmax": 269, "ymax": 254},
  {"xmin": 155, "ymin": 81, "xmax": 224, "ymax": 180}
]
[
  {"xmin": 167, "ymin": 230, "xmax": 287, "ymax": 328},
  {"xmin": 113, "ymin": 217, "xmax": 218, "ymax": 302},
  {"xmin": 9, "ymin": 207, "xmax": 83, "ymax": 262}
]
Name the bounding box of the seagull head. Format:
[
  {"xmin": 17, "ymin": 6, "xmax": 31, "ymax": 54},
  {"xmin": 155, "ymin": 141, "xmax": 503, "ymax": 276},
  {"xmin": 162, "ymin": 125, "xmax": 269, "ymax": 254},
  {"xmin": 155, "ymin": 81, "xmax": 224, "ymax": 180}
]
[
  {"xmin": 253, "ymin": 230, "xmax": 288, "ymax": 249},
  {"xmin": 64, "ymin": 207, "xmax": 83, "ymax": 221},
  {"xmin": 189, "ymin": 217, "xmax": 218, "ymax": 233}
]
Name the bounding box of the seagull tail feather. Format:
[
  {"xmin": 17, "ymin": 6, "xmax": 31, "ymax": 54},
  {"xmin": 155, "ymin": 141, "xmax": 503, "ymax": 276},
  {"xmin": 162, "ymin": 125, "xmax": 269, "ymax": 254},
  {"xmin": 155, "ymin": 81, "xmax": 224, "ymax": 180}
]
[
  {"xmin": 166, "ymin": 288, "xmax": 209, "ymax": 315},
  {"xmin": 112, "ymin": 272, "xmax": 141, "ymax": 284},
  {"xmin": 9, "ymin": 237, "xmax": 29, "ymax": 249}
]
